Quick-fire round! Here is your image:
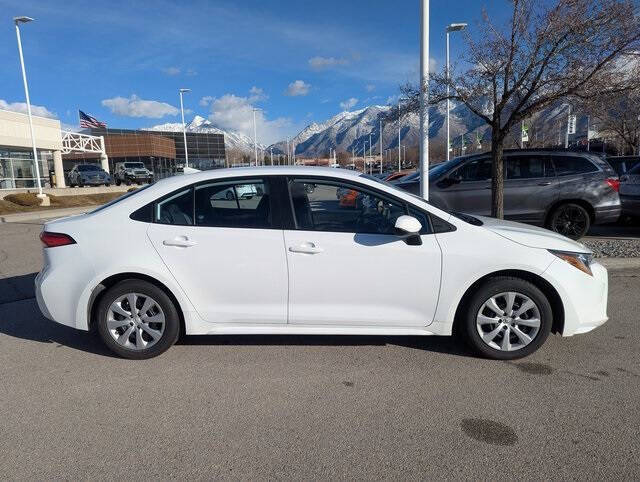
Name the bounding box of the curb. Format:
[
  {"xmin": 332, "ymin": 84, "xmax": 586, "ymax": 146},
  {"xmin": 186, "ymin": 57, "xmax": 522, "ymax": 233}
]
[
  {"xmin": 598, "ymin": 257, "xmax": 640, "ymax": 271},
  {"xmin": 0, "ymin": 207, "xmax": 90, "ymax": 223}
]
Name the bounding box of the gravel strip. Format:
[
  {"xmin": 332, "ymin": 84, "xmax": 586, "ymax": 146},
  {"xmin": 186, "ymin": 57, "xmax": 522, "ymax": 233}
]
[{"xmin": 582, "ymin": 238, "xmax": 640, "ymax": 258}]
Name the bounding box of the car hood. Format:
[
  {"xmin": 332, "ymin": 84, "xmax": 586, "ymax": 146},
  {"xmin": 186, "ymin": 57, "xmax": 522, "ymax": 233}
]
[{"xmin": 475, "ymin": 215, "xmax": 591, "ymax": 253}]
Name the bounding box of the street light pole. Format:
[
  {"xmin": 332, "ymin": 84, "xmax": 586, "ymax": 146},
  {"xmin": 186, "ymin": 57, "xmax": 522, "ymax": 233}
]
[
  {"xmin": 419, "ymin": 0, "xmax": 430, "ymax": 200},
  {"xmin": 445, "ymin": 22, "xmax": 467, "ymax": 163},
  {"xmin": 379, "ymin": 119, "xmax": 383, "ymax": 174},
  {"xmin": 252, "ymin": 108, "xmax": 259, "ymax": 166},
  {"xmin": 14, "ymin": 16, "xmax": 44, "ymax": 199},
  {"xmin": 369, "ymin": 132, "xmax": 372, "ymax": 174},
  {"xmin": 179, "ymin": 88, "xmax": 191, "ymax": 168}
]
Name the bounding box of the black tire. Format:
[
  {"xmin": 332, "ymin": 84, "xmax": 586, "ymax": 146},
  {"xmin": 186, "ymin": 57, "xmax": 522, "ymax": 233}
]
[
  {"xmin": 125, "ymin": 179, "xmax": 131, "ymax": 186},
  {"xmin": 115, "ymin": 179, "xmax": 121, "ymax": 186},
  {"xmin": 96, "ymin": 280, "xmax": 180, "ymax": 359},
  {"xmin": 460, "ymin": 276, "xmax": 552, "ymax": 360},
  {"xmin": 547, "ymin": 202, "xmax": 591, "ymax": 239}
]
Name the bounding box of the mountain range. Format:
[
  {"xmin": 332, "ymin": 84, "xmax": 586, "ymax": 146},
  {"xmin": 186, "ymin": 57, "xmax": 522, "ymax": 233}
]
[{"xmin": 147, "ymin": 102, "xmax": 584, "ymax": 159}]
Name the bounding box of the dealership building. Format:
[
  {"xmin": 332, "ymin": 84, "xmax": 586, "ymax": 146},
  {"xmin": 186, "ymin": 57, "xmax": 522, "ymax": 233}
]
[
  {"xmin": 66, "ymin": 128, "xmax": 227, "ymax": 177},
  {"xmin": 0, "ymin": 109, "xmax": 226, "ymax": 190}
]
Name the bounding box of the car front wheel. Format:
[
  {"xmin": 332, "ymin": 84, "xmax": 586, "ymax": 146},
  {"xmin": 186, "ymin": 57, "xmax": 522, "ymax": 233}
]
[
  {"xmin": 460, "ymin": 277, "xmax": 552, "ymax": 360},
  {"xmin": 96, "ymin": 280, "xmax": 180, "ymax": 359}
]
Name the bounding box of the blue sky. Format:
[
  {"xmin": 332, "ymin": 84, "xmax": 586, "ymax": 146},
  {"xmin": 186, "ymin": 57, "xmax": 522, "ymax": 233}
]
[{"xmin": 0, "ymin": 0, "xmax": 509, "ymax": 143}]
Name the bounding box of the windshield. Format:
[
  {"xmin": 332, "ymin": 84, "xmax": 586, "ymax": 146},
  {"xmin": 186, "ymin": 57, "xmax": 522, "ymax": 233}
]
[
  {"xmin": 77, "ymin": 165, "xmax": 101, "ymax": 172},
  {"xmin": 630, "ymin": 163, "xmax": 640, "ymax": 175},
  {"xmin": 124, "ymin": 162, "xmax": 145, "ymax": 169}
]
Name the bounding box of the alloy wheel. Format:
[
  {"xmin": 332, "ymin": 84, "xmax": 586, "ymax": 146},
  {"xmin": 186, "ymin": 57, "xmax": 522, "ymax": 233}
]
[
  {"xmin": 476, "ymin": 291, "xmax": 541, "ymax": 352},
  {"xmin": 552, "ymin": 205, "xmax": 588, "ymax": 238},
  {"xmin": 106, "ymin": 293, "xmax": 166, "ymax": 350}
]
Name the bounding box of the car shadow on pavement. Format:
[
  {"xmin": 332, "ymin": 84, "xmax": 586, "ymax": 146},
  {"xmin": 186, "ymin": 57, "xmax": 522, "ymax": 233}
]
[{"xmin": 0, "ymin": 273, "xmax": 117, "ymax": 358}]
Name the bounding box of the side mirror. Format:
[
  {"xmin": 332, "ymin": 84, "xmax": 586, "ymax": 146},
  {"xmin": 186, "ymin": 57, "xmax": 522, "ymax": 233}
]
[{"xmin": 394, "ymin": 215, "xmax": 423, "ymax": 245}]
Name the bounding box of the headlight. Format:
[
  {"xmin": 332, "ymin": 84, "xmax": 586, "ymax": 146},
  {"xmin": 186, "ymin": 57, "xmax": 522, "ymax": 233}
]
[{"xmin": 548, "ymin": 250, "xmax": 593, "ymax": 276}]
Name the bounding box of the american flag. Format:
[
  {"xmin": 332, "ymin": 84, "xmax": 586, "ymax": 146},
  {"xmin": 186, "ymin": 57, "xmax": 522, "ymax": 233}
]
[{"xmin": 79, "ymin": 110, "xmax": 107, "ymax": 129}]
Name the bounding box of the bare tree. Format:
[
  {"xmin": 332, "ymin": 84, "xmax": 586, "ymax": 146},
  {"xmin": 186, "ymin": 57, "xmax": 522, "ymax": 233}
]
[
  {"xmin": 394, "ymin": 0, "xmax": 640, "ymax": 218},
  {"xmin": 582, "ymin": 91, "xmax": 640, "ymax": 155}
]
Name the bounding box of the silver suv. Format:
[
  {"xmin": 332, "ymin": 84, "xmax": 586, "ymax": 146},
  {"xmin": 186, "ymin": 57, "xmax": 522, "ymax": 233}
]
[
  {"xmin": 394, "ymin": 149, "xmax": 621, "ymax": 239},
  {"xmin": 114, "ymin": 162, "xmax": 154, "ymax": 186}
]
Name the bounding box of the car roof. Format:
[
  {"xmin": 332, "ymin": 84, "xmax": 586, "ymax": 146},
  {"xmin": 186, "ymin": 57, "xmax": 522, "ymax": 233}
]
[{"xmin": 153, "ymin": 166, "xmax": 363, "ymax": 190}]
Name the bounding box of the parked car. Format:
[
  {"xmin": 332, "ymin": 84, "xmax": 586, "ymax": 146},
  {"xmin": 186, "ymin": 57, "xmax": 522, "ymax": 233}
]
[
  {"xmin": 394, "ymin": 149, "xmax": 620, "ymax": 239},
  {"xmin": 619, "ymin": 163, "xmax": 640, "ymax": 219},
  {"xmin": 606, "ymin": 156, "xmax": 640, "ymax": 176},
  {"xmin": 36, "ymin": 166, "xmax": 608, "ymax": 360},
  {"xmin": 68, "ymin": 164, "xmax": 111, "ymax": 187},
  {"xmin": 114, "ymin": 162, "xmax": 154, "ymax": 186},
  {"xmin": 384, "ymin": 170, "xmax": 414, "ymax": 182},
  {"xmin": 211, "ymin": 183, "xmax": 259, "ymax": 201}
]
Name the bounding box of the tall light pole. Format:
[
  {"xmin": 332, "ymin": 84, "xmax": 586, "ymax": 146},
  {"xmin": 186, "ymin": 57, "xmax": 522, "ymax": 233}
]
[
  {"xmin": 369, "ymin": 132, "xmax": 372, "ymax": 174},
  {"xmin": 398, "ymin": 100, "xmax": 402, "ymax": 172},
  {"xmin": 179, "ymin": 88, "xmax": 191, "ymax": 168},
  {"xmin": 379, "ymin": 119, "xmax": 383, "ymax": 174},
  {"xmin": 419, "ymin": 0, "xmax": 430, "ymax": 200},
  {"xmin": 270, "ymin": 147, "xmax": 273, "ymax": 166},
  {"xmin": 446, "ymin": 22, "xmax": 467, "ymax": 162},
  {"xmin": 252, "ymin": 108, "xmax": 259, "ymax": 166},
  {"xmin": 14, "ymin": 16, "xmax": 44, "ymax": 199}
]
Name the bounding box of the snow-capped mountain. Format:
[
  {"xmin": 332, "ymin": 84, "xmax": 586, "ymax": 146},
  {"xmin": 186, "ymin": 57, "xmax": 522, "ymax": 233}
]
[
  {"xmin": 269, "ymin": 103, "xmax": 486, "ymax": 158},
  {"xmin": 146, "ymin": 115, "xmax": 266, "ymax": 153}
]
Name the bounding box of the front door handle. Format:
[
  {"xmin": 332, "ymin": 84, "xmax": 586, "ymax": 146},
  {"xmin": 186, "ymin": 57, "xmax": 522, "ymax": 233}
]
[
  {"xmin": 537, "ymin": 181, "xmax": 552, "ymax": 186},
  {"xmin": 288, "ymin": 243, "xmax": 324, "ymax": 254},
  {"xmin": 163, "ymin": 236, "xmax": 197, "ymax": 248}
]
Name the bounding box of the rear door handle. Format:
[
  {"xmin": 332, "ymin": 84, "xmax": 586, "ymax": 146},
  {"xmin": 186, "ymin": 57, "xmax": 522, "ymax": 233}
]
[
  {"xmin": 163, "ymin": 236, "xmax": 197, "ymax": 248},
  {"xmin": 537, "ymin": 181, "xmax": 552, "ymax": 186},
  {"xmin": 288, "ymin": 243, "xmax": 323, "ymax": 254}
]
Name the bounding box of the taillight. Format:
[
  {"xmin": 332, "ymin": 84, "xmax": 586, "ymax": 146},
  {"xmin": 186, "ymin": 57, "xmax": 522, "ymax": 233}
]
[
  {"xmin": 40, "ymin": 231, "xmax": 76, "ymax": 248},
  {"xmin": 605, "ymin": 178, "xmax": 620, "ymax": 192}
]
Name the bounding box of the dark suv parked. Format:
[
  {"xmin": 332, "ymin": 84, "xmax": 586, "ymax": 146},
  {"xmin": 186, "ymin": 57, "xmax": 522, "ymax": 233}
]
[{"xmin": 394, "ymin": 149, "xmax": 621, "ymax": 239}]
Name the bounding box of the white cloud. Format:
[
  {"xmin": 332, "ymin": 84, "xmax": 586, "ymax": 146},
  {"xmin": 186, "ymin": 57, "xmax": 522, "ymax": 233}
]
[
  {"xmin": 248, "ymin": 86, "xmax": 268, "ymax": 102},
  {"xmin": 199, "ymin": 95, "xmax": 214, "ymax": 107},
  {"xmin": 207, "ymin": 94, "xmax": 292, "ymax": 144},
  {"xmin": 101, "ymin": 94, "xmax": 179, "ymax": 118},
  {"xmin": 365, "ymin": 84, "xmax": 376, "ymax": 92},
  {"xmin": 186, "ymin": 69, "xmax": 198, "ymax": 76},
  {"xmin": 162, "ymin": 67, "xmax": 181, "ymax": 76},
  {"xmin": 0, "ymin": 99, "xmax": 57, "ymax": 119},
  {"xmin": 308, "ymin": 56, "xmax": 350, "ymax": 70},
  {"xmin": 284, "ymin": 80, "xmax": 311, "ymax": 97},
  {"xmin": 339, "ymin": 97, "xmax": 359, "ymax": 110}
]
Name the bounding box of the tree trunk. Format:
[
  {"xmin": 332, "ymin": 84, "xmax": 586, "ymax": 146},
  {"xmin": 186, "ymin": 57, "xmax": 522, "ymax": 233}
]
[{"xmin": 491, "ymin": 129, "xmax": 505, "ymax": 219}]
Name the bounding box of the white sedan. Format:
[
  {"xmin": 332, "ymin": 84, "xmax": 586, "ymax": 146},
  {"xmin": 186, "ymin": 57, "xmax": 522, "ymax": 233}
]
[{"xmin": 35, "ymin": 167, "xmax": 608, "ymax": 360}]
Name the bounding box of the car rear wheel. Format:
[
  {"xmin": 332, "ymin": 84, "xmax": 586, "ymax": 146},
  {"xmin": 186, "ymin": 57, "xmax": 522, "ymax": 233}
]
[
  {"xmin": 96, "ymin": 280, "xmax": 180, "ymax": 359},
  {"xmin": 548, "ymin": 203, "xmax": 591, "ymax": 239},
  {"xmin": 460, "ymin": 277, "xmax": 552, "ymax": 360}
]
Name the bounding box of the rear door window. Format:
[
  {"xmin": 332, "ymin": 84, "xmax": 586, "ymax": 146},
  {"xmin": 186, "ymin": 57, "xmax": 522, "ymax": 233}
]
[
  {"xmin": 505, "ymin": 156, "xmax": 553, "ymax": 179},
  {"xmin": 552, "ymin": 156, "xmax": 598, "ymax": 176},
  {"xmin": 194, "ymin": 179, "xmax": 272, "ymax": 229}
]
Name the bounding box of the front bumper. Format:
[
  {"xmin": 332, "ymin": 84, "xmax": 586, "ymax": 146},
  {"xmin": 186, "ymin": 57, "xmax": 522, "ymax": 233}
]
[
  {"xmin": 543, "ymin": 258, "xmax": 609, "ymax": 336},
  {"xmin": 80, "ymin": 178, "xmax": 110, "ymax": 185}
]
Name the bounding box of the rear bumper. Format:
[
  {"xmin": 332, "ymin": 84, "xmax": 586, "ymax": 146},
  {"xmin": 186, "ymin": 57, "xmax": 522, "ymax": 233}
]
[
  {"xmin": 593, "ymin": 205, "xmax": 621, "ymax": 225},
  {"xmin": 620, "ymin": 194, "xmax": 640, "ymax": 216}
]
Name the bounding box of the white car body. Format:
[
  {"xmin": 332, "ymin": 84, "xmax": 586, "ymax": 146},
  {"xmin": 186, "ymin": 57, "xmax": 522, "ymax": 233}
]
[{"xmin": 35, "ymin": 167, "xmax": 608, "ymax": 356}]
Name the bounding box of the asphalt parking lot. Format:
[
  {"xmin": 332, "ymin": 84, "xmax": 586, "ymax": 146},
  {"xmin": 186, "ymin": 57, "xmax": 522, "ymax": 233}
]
[{"xmin": 1, "ymin": 221, "xmax": 639, "ymax": 479}]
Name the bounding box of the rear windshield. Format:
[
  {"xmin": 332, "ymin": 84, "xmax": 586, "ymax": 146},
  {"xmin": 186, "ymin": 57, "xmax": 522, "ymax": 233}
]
[
  {"xmin": 90, "ymin": 184, "xmax": 153, "ymax": 214},
  {"xmin": 630, "ymin": 163, "xmax": 640, "ymax": 175}
]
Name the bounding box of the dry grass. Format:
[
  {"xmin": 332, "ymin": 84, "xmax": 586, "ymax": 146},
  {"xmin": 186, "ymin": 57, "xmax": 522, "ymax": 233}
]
[{"xmin": 0, "ymin": 191, "xmax": 128, "ymax": 215}]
